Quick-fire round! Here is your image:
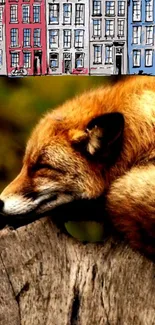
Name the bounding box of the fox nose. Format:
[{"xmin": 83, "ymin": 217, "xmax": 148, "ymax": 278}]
[{"xmin": 0, "ymin": 199, "xmax": 4, "ymax": 212}]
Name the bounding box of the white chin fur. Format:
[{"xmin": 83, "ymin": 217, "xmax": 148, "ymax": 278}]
[
  {"xmin": 1, "ymin": 193, "xmax": 73, "ymax": 216},
  {"xmin": 36, "ymin": 194, "xmax": 73, "ymax": 214},
  {"xmin": 1, "ymin": 194, "xmax": 51, "ymax": 215}
]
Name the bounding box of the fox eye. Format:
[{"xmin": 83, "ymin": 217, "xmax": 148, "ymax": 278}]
[
  {"xmin": 32, "ymin": 162, "xmax": 66, "ymax": 174},
  {"xmin": 32, "ymin": 163, "xmax": 52, "ymax": 172}
]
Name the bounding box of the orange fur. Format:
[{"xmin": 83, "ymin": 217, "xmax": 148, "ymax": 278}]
[{"xmin": 0, "ymin": 76, "xmax": 155, "ymax": 259}]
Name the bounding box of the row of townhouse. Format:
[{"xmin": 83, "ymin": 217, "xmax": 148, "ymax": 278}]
[{"xmin": 0, "ymin": 0, "xmax": 155, "ymax": 76}]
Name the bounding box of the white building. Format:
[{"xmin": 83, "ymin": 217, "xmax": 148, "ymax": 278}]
[
  {"xmin": 90, "ymin": 0, "xmax": 128, "ymax": 75},
  {"xmin": 0, "ymin": 0, "xmax": 6, "ymax": 75},
  {"xmin": 46, "ymin": 0, "xmax": 90, "ymax": 75}
]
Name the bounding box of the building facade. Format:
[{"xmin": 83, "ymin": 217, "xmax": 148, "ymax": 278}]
[
  {"xmin": 0, "ymin": 0, "xmax": 6, "ymax": 75},
  {"xmin": 90, "ymin": 0, "xmax": 128, "ymax": 75},
  {"xmin": 46, "ymin": 0, "xmax": 89, "ymax": 75},
  {"xmin": 128, "ymin": 0, "xmax": 155, "ymax": 75},
  {"xmin": 5, "ymin": 0, "xmax": 47, "ymax": 77}
]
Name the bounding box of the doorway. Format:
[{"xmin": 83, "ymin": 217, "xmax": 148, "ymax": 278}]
[
  {"xmin": 64, "ymin": 59, "xmax": 71, "ymax": 74},
  {"xmin": 116, "ymin": 55, "xmax": 122, "ymax": 75},
  {"xmin": 34, "ymin": 51, "xmax": 42, "ymax": 75}
]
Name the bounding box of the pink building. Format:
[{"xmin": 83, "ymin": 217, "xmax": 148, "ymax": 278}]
[{"xmin": 5, "ymin": 0, "xmax": 47, "ymax": 76}]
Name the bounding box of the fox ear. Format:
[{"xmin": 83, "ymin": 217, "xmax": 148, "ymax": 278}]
[
  {"xmin": 70, "ymin": 112, "xmax": 124, "ymax": 161},
  {"xmin": 85, "ymin": 112, "xmax": 124, "ymax": 157}
]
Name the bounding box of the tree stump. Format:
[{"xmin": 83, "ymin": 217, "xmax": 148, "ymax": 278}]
[{"xmin": 0, "ymin": 217, "xmax": 154, "ymax": 325}]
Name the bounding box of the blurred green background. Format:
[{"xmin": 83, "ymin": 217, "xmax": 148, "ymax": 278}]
[{"xmin": 0, "ymin": 75, "xmax": 118, "ymax": 240}]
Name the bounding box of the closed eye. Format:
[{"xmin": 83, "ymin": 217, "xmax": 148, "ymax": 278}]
[
  {"xmin": 34, "ymin": 163, "xmax": 52, "ymax": 171},
  {"xmin": 32, "ymin": 163, "xmax": 66, "ymax": 174}
]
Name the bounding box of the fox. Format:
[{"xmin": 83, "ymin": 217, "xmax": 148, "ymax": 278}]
[{"xmin": 0, "ymin": 75, "xmax": 155, "ymax": 259}]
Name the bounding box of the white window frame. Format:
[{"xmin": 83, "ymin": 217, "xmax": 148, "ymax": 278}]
[
  {"xmin": 22, "ymin": 5, "xmax": 30, "ymax": 23},
  {"xmin": 49, "ymin": 29, "xmax": 59, "ymax": 49},
  {"xmin": 10, "ymin": 5, "xmax": 18, "ymax": 23},
  {"xmin": 132, "ymin": 26, "xmax": 141, "ymax": 44},
  {"xmin": 75, "ymin": 53, "xmax": 84, "ymax": 68},
  {"xmin": 105, "ymin": 19, "xmax": 114, "ymax": 37},
  {"xmin": 75, "ymin": 4, "xmax": 84, "ymax": 25},
  {"xmin": 0, "ymin": 7, "xmax": 3, "ymax": 22},
  {"xmin": 10, "ymin": 28, "xmax": 18, "ymax": 47},
  {"xmin": 33, "ymin": 4, "xmax": 40, "ymax": 23},
  {"xmin": 23, "ymin": 28, "xmax": 31, "ymax": 47},
  {"xmin": 145, "ymin": 0, "xmax": 153, "ymax": 22},
  {"xmin": 0, "ymin": 49, "xmax": 2, "ymax": 66},
  {"xmin": 49, "ymin": 4, "xmax": 59, "ymax": 24},
  {"xmin": 63, "ymin": 3, "xmax": 72, "ymax": 25},
  {"xmin": 118, "ymin": 1, "xmax": 125, "ymax": 16},
  {"xmin": 146, "ymin": 26, "xmax": 153, "ymax": 44},
  {"xmin": 49, "ymin": 53, "xmax": 59, "ymax": 68},
  {"xmin": 23, "ymin": 51, "xmax": 31, "ymax": 68},
  {"xmin": 118, "ymin": 19, "xmax": 124, "ymax": 37},
  {"xmin": 74, "ymin": 29, "xmax": 84, "ymax": 48},
  {"xmin": 33, "ymin": 28, "xmax": 41, "ymax": 47},
  {"xmin": 105, "ymin": 45, "xmax": 113, "ymax": 64},
  {"xmin": 105, "ymin": 1, "xmax": 115, "ymax": 16},
  {"xmin": 94, "ymin": 44, "xmax": 102, "ymax": 64},
  {"xmin": 93, "ymin": 19, "xmax": 101, "ymax": 37},
  {"xmin": 0, "ymin": 26, "xmax": 2, "ymax": 41},
  {"xmin": 133, "ymin": 0, "xmax": 141, "ymax": 22},
  {"xmin": 11, "ymin": 52, "xmax": 19, "ymax": 67},
  {"xmin": 133, "ymin": 49, "xmax": 141, "ymax": 67},
  {"xmin": 93, "ymin": 1, "xmax": 101, "ymax": 16},
  {"xmin": 145, "ymin": 49, "xmax": 153, "ymax": 66},
  {"xmin": 63, "ymin": 30, "xmax": 71, "ymax": 48}
]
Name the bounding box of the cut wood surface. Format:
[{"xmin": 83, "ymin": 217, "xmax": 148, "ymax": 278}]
[{"xmin": 0, "ymin": 217, "xmax": 154, "ymax": 325}]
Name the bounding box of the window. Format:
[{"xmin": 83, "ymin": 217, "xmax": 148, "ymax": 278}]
[
  {"xmin": 0, "ymin": 26, "xmax": 2, "ymax": 41},
  {"xmin": 10, "ymin": 28, "xmax": 18, "ymax": 47},
  {"xmin": 33, "ymin": 5, "xmax": 40, "ymax": 23},
  {"xmin": 93, "ymin": 19, "xmax": 101, "ymax": 37},
  {"xmin": 11, "ymin": 52, "xmax": 19, "ymax": 67},
  {"xmin": 0, "ymin": 7, "xmax": 3, "ymax": 21},
  {"xmin": 93, "ymin": 1, "xmax": 101, "ymax": 15},
  {"xmin": 0, "ymin": 49, "xmax": 2, "ymax": 66},
  {"xmin": 75, "ymin": 53, "xmax": 84, "ymax": 68},
  {"xmin": 105, "ymin": 2, "xmax": 115, "ymax": 16},
  {"xmin": 145, "ymin": 49, "xmax": 153, "ymax": 66},
  {"xmin": 133, "ymin": 49, "xmax": 141, "ymax": 67},
  {"xmin": 34, "ymin": 29, "xmax": 41, "ymax": 47},
  {"xmin": 75, "ymin": 30, "xmax": 84, "ymax": 48},
  {"xmin": 49, "ymin": 4, "xmax": 59, "ymax": 24},
  {"xmin": 49, "ymin": 53, "xmax": 58, "ymax": 68},
  {"xmin": 118, "ymin": 1, "xmax": 125, "ymax": 16},
  {"xmin": 22, "ymin": 5, "xmax": 29, "ymax": 23},
  {"xmin": 105, "ymin": 45, "xmax": 113, "ymax": 64},
  {"xmin": 49, "ymin": 30, "xmax": 59, "ymax": 48},
  {"xmin": 133, "ymin": 1, "xmax": 141, "ymax": 21},
  {"xmin": 10, "ymin": 5, "xmax": 18, "ymax": 23},
  {"xmin": 145, "ymin": 0, "xmax": 153, "ymax": 21},
  {"xmin": 75, "ymin": 4, "xmax": 84, "ymax": 25},
  {"xmin": 146, "ymin": 26, "xmax": 153, "ymax": 44},
  {"xmin": 63, "ymin": 3, "xmax": 72, "ymax": 24},
  {"xmin": 23, "ymin": 52, "xmax": 31, "ymax": 68},
  {"xmin": 118, "ymin": 19, "xmax": 124, "ymax": 36},
  {"xmin": 63, "ymin": 30, "xmax": 71, "ymax": 48},
  {"xmin": 23, "ymin": 29, "xmax": 31, "ymax": 47},
  {"xmin": 105, "ymin": 19, "xmax": 114, "ymax": 37},
  {"xmin": 132, "ymin": 26, "xmax": 141, "ymax": 44},
  {"xmin": 94, "ymin": 45, "xmax": 102, "ymax": 63}
]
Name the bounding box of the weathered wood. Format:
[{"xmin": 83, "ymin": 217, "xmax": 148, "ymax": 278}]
[{"xmin": 0, "ymin": 217, "xmax": 154, "ymax": 325}]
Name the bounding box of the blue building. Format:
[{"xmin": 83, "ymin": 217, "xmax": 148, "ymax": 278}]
[{"xmin": 128, "ymin": 0, "xmax": 155, "ymax": 75}]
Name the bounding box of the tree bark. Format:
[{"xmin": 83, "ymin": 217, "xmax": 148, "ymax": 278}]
[{"xmin": 0, "ymin": 217, "xmax": 154, "ymax": 325}]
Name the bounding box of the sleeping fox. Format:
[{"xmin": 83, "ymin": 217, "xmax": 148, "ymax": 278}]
[{"xmin": 0, "ymin": 76, "xmax": 155, "ymax": 258}]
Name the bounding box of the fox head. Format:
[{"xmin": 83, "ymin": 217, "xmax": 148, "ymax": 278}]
[{"xmin": 0, "ymin": 91, "xmax": 125, "ymax": 218}]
